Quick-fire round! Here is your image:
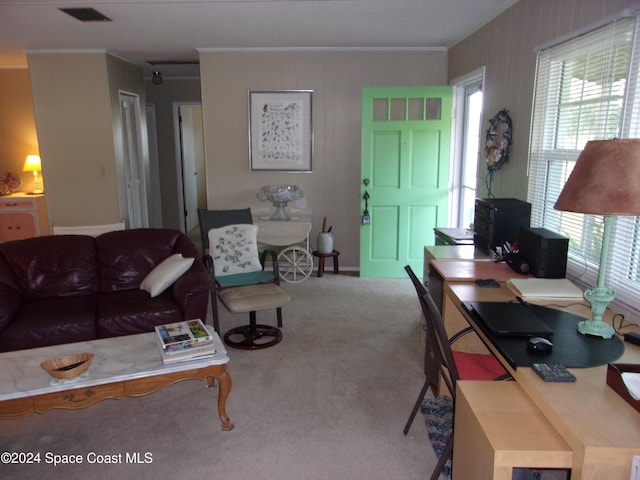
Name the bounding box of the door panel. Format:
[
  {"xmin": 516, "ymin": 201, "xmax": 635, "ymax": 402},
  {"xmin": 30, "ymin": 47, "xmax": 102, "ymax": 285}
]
[
  {"xmin": 373, "ymin": 132, "xmax": 401, "ymax": 187},
  {"xmin": 371, "ymin": 206, "xmax": 399, "ymax": 260},
  {"xmin": 361, "ymin": 86, "xmax": 452, "ymax": 277}
]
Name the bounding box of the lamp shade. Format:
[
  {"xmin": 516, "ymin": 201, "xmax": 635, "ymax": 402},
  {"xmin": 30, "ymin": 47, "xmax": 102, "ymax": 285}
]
[
  {"xmin": 554, "ymin": 139, "xmax": 640, "ymax": 216},
  {"xmin": 22, "ymin": 155, "xmax": 42, "ymax": 172}
]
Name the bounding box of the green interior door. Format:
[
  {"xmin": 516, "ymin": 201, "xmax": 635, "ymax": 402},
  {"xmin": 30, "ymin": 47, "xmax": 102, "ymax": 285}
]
[{"xmin": 360, "ymin": 86, "xmax": 452, "ymax": 278}]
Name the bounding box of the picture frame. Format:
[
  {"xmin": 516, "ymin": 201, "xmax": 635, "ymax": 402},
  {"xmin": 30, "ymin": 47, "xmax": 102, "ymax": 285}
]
[{"xmin": 249, "ymin": 90, "xmax": 313, "ymax": 172}]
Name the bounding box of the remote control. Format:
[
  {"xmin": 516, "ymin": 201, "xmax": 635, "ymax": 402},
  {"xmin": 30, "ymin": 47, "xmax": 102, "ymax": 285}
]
[{"xmin": 532, "ymin": 363, "xmax": 576, "ymax": 382}]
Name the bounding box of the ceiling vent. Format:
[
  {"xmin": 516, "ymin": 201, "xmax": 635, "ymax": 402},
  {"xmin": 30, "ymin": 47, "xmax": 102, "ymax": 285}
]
[{"xmin": 59, "ymin": 8, "xmax": 112, "ymax": 22}]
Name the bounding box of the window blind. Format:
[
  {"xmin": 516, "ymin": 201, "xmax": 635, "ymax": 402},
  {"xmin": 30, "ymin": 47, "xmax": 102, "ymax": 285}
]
[{"xmin": 527, "ymin": 15, "xmax": 640, "ymax": 316}]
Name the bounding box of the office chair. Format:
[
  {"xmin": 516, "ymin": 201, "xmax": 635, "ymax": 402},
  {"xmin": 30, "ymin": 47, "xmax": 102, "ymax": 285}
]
[
  {"xmin": 403, "ymin": 265, "xmax": 509, "ymax": 480},
  {"xmin": 198, "ymin": 208, "xmax": 289, "ymax": 349}
]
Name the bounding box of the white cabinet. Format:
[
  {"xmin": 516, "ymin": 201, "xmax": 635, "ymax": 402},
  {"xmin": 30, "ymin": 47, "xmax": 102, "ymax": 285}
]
[{"xmin": 0, "ymin": 194, "xmax": 49, "ymax": 242}]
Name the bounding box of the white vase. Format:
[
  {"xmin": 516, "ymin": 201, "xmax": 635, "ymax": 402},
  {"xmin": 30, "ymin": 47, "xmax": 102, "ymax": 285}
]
[{"xmin": 317, "ymin": 232, "xmax": 334, "ymax": 254}]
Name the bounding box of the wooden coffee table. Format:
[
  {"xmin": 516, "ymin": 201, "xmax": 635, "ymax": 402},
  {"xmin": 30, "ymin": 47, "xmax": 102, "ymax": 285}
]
[{"xmin": 0, "ymin": 328, "xmax": 233, "ymax": 431}]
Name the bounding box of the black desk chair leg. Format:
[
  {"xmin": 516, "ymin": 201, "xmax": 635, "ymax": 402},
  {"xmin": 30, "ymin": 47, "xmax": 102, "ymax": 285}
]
[{"xmin": 403, "ymin": 378, "xmax": 431, "ymax": 435}]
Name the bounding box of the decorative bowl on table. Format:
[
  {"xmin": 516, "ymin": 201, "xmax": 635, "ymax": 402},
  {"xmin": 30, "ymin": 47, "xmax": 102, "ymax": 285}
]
[
  {"xmin": 256, "ymin": 185, "xmax": 304, "ymax": 221},
  {"xmin": 41, "ymin": 353, "xmax": 94, "ymax": 380}
]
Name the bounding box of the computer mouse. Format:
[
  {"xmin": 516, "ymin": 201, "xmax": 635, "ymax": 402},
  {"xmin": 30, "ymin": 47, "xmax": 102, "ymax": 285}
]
[{"xmin": 527, "ymin": 336, "xmax": 553, "ymax": 352}]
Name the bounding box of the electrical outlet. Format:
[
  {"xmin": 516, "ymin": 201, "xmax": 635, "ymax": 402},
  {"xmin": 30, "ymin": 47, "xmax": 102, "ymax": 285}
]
[{"xmin": 630, "ymin": 455, "xmax": 640, "ymax": 480}]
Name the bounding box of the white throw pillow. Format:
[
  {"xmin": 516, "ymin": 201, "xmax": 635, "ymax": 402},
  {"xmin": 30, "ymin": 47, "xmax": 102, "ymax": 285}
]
[
  {"xmin": 140, "ymin": 253, "xmax": 195, "ymax": 297},
  {"xmin": 208, "ymin": 224, "xmax": 263, "ymax": 277}
]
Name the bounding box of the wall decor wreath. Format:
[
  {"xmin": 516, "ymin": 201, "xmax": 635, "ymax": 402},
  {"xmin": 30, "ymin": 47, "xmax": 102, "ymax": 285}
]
[{"xmin": 484, "ymin": 109, "xmax": 512, "ymax": 171}]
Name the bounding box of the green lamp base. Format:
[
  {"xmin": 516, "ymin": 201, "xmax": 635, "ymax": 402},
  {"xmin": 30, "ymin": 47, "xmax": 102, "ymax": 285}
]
[
  {"xmin": 577, "ymin": 319, "xmax": 615, "ymax": 338},
  {"xmin": 581, "ymin": 286, "xmax": 615, "ymax": 339}
]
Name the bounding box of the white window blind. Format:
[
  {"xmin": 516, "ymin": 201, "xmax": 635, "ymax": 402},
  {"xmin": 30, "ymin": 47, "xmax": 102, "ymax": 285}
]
[{"xmin": 528, "ymin": 15, "xmax": 640, "ymax": 316}]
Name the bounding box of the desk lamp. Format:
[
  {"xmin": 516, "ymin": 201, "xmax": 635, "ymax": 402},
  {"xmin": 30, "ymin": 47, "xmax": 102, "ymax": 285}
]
[
  {"xmin": 554, "ymin": 139, "xmax": 640, "ymax": 338},
  {"xmin": 22, "ymin": 154, "xmax": 43, "ymax": 194}
]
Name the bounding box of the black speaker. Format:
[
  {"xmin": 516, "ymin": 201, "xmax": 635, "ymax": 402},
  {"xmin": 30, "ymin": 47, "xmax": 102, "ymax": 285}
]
[
  {"xmin": 518, "ymin": 227, "xmax": 569, "ymax": 279},
  {"xmin": 473, "ymin": 198, "xmax": 531, "ymax": 253}
]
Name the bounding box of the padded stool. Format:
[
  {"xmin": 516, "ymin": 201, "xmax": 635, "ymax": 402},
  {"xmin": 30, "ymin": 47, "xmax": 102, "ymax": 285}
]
[
  {"xmin": 218, "ymin": 283, "xmax": 290, "ymax": 350},
  {"xmin": 312, "ymin": 250, "xmax": 340, "ymax": 277}
]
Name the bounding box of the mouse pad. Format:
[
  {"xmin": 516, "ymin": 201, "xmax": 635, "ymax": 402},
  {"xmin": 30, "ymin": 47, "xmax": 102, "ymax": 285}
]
[{"xmin": 463, "ymin": 302, "xmax": 625, "ymax": 369}]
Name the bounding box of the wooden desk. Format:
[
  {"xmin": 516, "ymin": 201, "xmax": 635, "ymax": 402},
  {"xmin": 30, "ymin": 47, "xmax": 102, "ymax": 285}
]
[
  {"xmin": 454, "ymin": 381, "xmax": 573, "ymax": 480},
  {"xmin": 430, "ymin": 259, "xmax": 529, "ymax": 282},
  {"xmin": 444, "ymin": 281, "xmax": 640, "ymax": 480}
]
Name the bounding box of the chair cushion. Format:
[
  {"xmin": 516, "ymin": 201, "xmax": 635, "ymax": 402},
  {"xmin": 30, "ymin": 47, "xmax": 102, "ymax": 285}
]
[
  {"xmin": 454, "ymin": 350, "xmax": 508, "ymax": 380},
  {"xmin": 208, "ymin": 224, "xmax": 263, "ymax": 277},
  {"xmin": 218, "ymin": 283, "xmax": 290, "ymax": 314}
]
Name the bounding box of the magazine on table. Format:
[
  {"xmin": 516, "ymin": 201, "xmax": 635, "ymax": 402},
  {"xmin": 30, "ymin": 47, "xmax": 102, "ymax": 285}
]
[
  {"xmin": 154, "ymin": 323, "xmax": 217, "ymax": 365},
  {"xmin": 156, "ymin": 338, "xmax": 217, "ymax": 364},
  {"xmin": 155, "ymin": 319, "xmax": 212, "ymax": 351}
]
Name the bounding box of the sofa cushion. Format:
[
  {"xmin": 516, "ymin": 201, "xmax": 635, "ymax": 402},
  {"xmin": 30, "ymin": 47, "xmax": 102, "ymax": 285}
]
[
  {"xmin": 140, "ymin": 253, "xmax": 195, "ymax": 297},
  {"xmin": 96, "ymin": 290, "xmax": 182, "ymax": 338},
  {"xmin": 0, "ymin": 235, "xmax": 98, "ymax": 300},
  {"xmin": 0, "ymin": 295, "xmax": 98, "ymax": 352},
  {"xmin": 96, "ymin": 229, "xmax": 185, "ymax": 293}
]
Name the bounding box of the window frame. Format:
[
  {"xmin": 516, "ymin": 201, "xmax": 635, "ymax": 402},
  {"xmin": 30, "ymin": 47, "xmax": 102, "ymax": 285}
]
[{"xmin": 527, "ymin": 14, "xmax": 640, "ymax": 318}]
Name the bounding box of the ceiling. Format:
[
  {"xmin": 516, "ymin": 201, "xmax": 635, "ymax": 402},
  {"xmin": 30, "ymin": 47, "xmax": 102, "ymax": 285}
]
[{"xmin": 0, "ymin": 0, "xmax": 518, "ymax": 78}]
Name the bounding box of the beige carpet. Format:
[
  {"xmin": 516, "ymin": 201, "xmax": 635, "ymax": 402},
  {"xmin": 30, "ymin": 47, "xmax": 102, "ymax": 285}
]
[{"xmin": 1, "ymin": 275, "xmax": 434, "ymax": 480}]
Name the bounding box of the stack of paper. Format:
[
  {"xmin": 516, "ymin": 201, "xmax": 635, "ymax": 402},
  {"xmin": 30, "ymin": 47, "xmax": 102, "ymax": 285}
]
[
  {"xmin": 622, "ymin": 372, "xmax": 640, "ymax": 400},
  {"xmin": 507, "ymin": 278, "xmax": 584, "ymax": 299}
]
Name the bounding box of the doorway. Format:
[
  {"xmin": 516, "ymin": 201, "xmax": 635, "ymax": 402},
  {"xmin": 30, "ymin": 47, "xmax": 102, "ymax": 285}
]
[{"xmin": 173, "ymin": 103, "xmax": 206, "ymax": 234}]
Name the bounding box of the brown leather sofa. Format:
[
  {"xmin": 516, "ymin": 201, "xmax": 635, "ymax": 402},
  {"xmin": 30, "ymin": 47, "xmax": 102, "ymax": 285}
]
[{"xmin": 0, "ymin": 228, "xmax": 210, "ymax": 352}]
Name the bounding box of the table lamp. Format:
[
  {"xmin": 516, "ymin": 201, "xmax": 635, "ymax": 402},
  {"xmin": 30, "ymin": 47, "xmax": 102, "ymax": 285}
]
[
  {"xmin": 554, "ymin": 138, "xmax": 640, "ymax": 338},
  {"xmin": 22, "ymin": 154, "xmax": 43, "ymax": 194}
]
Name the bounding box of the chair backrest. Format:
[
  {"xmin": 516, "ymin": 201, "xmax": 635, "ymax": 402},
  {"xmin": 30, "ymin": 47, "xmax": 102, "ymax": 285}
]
[
  {"xmin": 52, "ymin": 220, "xmax": 125, "ymax": 237},
  {"xmin": 197, "ymin": 208, "xmax": 253, "ymax": 252},
  {"xmin": 405, "ymin": 265, "xmax": 460, "ymax": 398}
]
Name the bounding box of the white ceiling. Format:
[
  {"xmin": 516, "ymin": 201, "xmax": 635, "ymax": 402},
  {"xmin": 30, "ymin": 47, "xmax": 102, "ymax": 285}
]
[{"xmin": 0, "ymin": 0, "xmax": 518, "ymax": 77}]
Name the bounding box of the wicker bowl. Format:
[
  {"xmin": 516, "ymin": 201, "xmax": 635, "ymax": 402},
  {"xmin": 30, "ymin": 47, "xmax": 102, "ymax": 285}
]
[{"xmin": 41, "ymin": 353, "xmax": 94, "ymax": 380}]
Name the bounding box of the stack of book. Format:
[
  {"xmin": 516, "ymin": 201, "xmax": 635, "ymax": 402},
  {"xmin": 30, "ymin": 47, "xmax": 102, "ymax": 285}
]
[{"xmin": 154, "ymin": 319, "xmax": 217, "ymax": 364}]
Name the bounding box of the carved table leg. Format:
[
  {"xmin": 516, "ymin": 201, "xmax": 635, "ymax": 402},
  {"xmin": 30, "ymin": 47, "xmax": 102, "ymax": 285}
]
[{"xmin": 208, "ymin": 366, "xmax": 233, "ymax": 431}]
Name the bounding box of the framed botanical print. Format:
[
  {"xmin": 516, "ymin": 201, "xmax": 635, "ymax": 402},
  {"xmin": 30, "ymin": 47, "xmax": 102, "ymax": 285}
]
[{"xmin": 249, "ymin": 90, "xmax": 313, "ymax": 172}]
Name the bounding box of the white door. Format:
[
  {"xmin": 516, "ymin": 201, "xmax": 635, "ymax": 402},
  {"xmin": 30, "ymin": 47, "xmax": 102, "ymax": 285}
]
[
  {"xmin": 119, "ymin": 92, "xmax": 149, "ymax": 228},
  {"xmin": 174, "ymin": 103, "xmax": 205, "ymax": 233}
]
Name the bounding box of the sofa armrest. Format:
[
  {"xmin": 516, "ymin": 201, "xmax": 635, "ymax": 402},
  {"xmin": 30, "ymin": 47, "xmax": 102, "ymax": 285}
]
[{"xmin": 171, "ymin": 259, "xmax": 211, "ymax": 320}]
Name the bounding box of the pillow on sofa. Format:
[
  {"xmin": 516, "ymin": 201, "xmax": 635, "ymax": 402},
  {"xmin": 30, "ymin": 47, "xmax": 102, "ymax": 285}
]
[
  {"xmin": 140, "ymin": 254, "xmax": 195, "ymax": 298},
  {"xmin": 208, "ymin": 224, "xmax": 263, "ymax": 277}
]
